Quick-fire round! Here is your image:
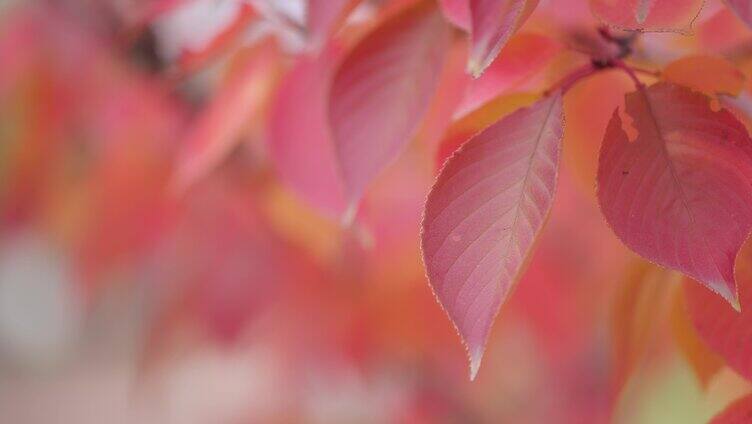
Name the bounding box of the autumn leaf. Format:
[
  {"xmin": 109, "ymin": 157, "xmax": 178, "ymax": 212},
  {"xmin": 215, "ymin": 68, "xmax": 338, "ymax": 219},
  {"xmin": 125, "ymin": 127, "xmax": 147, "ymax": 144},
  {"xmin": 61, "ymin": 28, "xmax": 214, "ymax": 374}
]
[
  {"xmin": 457, "ymin": 32, "xmax": 561, "ymax": 117},
  {"xmin": 468, "ymin": 0, "xmax": 540, "ymax": 77},
  {"xmin": 663, "ymin": 55, "xmax": 745, "ymax": 96},
  {"xmin": 610, "ymin": 261, "xmax": 675, "ymax": 398},
  {"xmin": 328, "ymin": 1, "xmax": 451, "ymax": 213},
  {"xmin": 670, "ymin": 285, "xmax": 723, "ymax": 389},
  {"xmin": 597, "ymin": 82, "xmax": 752, "ymax": 307},
  {"xmin": 172, "ymin": 39, "xmax": 281, "ymax": 193},
  {"xmin": 421, "ymin": 93, "xmax": 564, "ymax": 380},
  {"xmin": 590, "ymin": 0, "xmax": 703, "ymax": 32},
  {"xmin": 267, "ymin": 44, "xmax": 347, "ymax": 219}
]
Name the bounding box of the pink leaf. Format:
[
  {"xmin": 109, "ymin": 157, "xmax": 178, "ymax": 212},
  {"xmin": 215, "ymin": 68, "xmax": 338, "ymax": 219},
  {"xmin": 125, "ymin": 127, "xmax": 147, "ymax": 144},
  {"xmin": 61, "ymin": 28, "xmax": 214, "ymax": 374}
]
[
  {"xmin": 421, "ymin": 94, "xmax": 564, "ymax": 379},
  {"xmin": 329, "ymin": 1, "xmax": 451, "ymax": 209},
  {"xmin": 172, "ymin": 39, "xmax": 280, "ymax": 193},
  {"xmin": 590, "ymin": 0, "xmax": 703, "ymax": 32},
  {"xmin": 597, "ymin": 82, "xmax": 752, "ymax": 308},
  {"xmin": 457, "ymin": 32, "xmax": 561, "ymax": 117},
  {"xmin": 709, "ymin": 394, "xmax": 752, "ymax": 423},
  {"xmin": 468, "ymin": 0, "xmax": 540, "ymax": 77},
  {"xmin": 268, "ymin": 45, "xmax": 347, "ymax": 218},
  {"xmin": 725, "ymin": 0, "xmax": 752, "ymax": 28},
  {"xmin": 439, "ymin": 0, "xmax": 471, "ymax": 30}
]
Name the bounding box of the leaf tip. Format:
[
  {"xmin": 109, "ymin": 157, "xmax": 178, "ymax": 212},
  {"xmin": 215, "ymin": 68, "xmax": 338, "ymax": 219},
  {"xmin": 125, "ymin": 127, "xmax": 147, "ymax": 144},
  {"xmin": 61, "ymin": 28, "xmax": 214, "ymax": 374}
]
[
  {"xmin": 468, "ymin": 345, "xmax": 484, "ymax": 381},
  {"xmin": 730, "ymin": 294, "xmax": 742, "ymax": 313},
  {"xmin": 714, "ymin": 281, "xmax": 741, "ymax": 312},
  {"xmin": 466, "ymin": 57, "xmax": 485, "ymax": 79}
]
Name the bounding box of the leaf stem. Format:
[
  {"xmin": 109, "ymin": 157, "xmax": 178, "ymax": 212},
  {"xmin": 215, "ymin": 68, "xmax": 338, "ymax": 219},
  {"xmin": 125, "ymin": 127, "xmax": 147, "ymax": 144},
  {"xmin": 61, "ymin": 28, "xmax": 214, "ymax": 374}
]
[
  {"xmin": 544, "ymin": 63, "xmax": 597, "ymax": 96},
  {"xmin": 613, "ymin": 59, "xmax": 645, "ymax": 89}
]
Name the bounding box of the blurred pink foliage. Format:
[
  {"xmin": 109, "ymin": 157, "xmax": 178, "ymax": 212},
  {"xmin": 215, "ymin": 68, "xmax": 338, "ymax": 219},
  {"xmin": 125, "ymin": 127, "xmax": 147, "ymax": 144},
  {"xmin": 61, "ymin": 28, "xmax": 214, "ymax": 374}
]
[{"xmin": 1, "ymin": 0, "xmax": 751, "ymax": 423}]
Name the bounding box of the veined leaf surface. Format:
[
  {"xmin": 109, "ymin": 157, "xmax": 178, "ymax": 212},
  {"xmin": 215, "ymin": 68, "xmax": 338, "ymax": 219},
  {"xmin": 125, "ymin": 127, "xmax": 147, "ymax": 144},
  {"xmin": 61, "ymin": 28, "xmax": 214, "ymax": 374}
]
[{"xmin": 421, "ymin": 94, "xmax": 563, "ymax": 379}]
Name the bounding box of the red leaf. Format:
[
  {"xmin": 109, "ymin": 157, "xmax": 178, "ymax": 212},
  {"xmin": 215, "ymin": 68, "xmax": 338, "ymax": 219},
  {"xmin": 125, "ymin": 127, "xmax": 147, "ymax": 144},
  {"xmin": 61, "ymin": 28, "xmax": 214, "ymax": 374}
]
[
  {"xmin": 597, "ymin": 82, "xmax": 752, "ymax": 307},
  {"xmin": 268, "ymin": 45, "xmax": 347, "ymax": 218},
  {"xmin": 725, "ymin": 0, "xmax": 752, "ymax": 28},
  {"xmin": 710, "ymin": 394, "xmax": 752, "ymax": 424},
  {"xmin": 468, "ymin": 0, "xmax": 540, "ymax": 77},
  {"xmin": 685, "ymin": 242, "xmax": 752, "ymax": 381},
  {"xmin": 328, "ymin": 1, "xmax": 451, "ymax": 210},
  {"xmin": 421, "ymin": 94, "xmax": 564, "ymax": 379},
  {"xmin": 590, "ymin": 0, "xmax": 703, "ymax": 32}
]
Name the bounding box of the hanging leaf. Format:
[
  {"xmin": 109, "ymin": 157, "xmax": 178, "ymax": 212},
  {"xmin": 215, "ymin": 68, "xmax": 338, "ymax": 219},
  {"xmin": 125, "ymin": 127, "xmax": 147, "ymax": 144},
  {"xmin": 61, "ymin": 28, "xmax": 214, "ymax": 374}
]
[
  {"xmin": 468, "ymin": 0, "xmax": 540, "ymax": 77},
  {"xmin": 268, "ymin": 44, "xmax": 347, "ymax": 219},
  {"xmin": 597, "ymin": 82, "xmax": 752, "ymax": 307},
  {"xmin": 172, "ymin": 39, "xmax": 281, "ymax": 192},
  {"xmin": 328, "ymin": 1, "xmax": 451, "ymax": 211},
  {"xmin": 457, "ymin": 32, "xmax": 561, "ymax": 117},
  {"xmin": 590, "ymin": 0, "xmax": 703, "ymax": 32},
  {"xmin": 421, "ymin": 93, "xmax": 564, "ymax": 380}
]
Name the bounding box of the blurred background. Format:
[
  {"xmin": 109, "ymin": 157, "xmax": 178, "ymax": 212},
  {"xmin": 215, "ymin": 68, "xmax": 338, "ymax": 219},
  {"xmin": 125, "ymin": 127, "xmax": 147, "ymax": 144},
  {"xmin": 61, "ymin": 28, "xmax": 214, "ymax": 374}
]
[{"xmin": 1, "ymin": 0, "xmax": 751, "ymax": 422}]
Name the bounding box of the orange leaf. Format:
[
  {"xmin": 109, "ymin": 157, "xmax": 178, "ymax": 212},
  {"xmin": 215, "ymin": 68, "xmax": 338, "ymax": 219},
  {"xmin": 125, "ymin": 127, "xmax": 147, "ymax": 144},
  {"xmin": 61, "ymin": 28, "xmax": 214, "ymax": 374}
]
[
  {"xmin": 663, "ymin": 55, "xmax": 745, "ymax": 96},
  {"xmin": 670, "ymin": 286, "xmax": 723, "ymax": 389},
  {"xmin": 610, "ymin": 260, "xmax": 675, "ymax": 397}
]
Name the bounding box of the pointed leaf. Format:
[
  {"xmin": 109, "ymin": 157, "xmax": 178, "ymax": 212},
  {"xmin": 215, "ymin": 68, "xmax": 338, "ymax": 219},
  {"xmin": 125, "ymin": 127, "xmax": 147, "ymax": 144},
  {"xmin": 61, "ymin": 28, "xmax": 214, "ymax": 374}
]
[
  {"xmin": 268, "ymin": 45, "xmax": 347, "ymax": 218},
  {"xmin": 590, "ymin": 0, "xmax": 703, "ymax": 32},
  {"xmin": 468, "ymin": 0, "xmax": 540, "ymax": 77},
  {"xmin": 457, "ymin": 32, "xmax": 561, "ymax": 117},
  {"xmin": 421, "ymin": 94, "xmax": 564, "ymax": 379},
  {"xmin": 172, "ymin": 40, "xmax": 280, "ymax": 192},
  {"xmin": 597, "ymin": 82, "xmax": 752, "ymax": 306},
  {"xmin": 329, "ymin": 1, "xmax": 451, "ymax": 207}
]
